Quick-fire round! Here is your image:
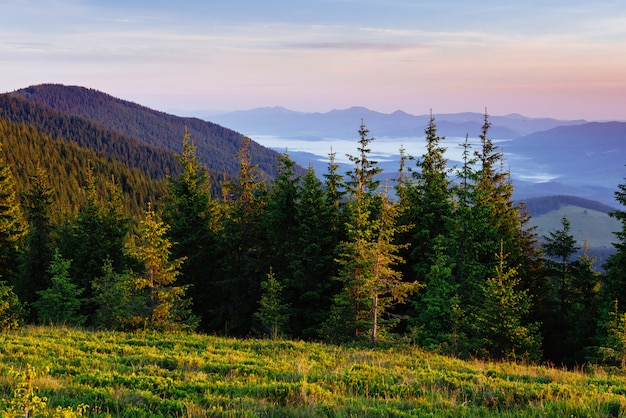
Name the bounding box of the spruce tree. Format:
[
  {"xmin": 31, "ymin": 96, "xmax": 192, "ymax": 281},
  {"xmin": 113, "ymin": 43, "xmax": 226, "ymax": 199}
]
[
  {"xmin": 163, "ymin": 130, "xmax": 221, "ymax": 329},
  {"xmin": 129, "ymin": 204, "xmax": 196, "ymax": 331},
  {"xmin": 0, "ymin": 146, "xmax": 27, "ymax": 283},
  {"xmin": 293, "ymin": 166, "xmax": 339, "ymax": 338},
  {"xmin": 214, "ymin": 137, "xmax": 267, "ymax": 335},
  {"xmin": 475, "ymin": 242, "xmax": 542, "ymax": 361},
  {"xmin": 92, "ymin": 259, "xmax": 136, "ymax": 330},
  {"xmin": 33, "ymin": 250, "xmax": 86, "ymax": 326},
  {"xmin": 254, "ymin": 267, "xmax": 289, "ymax": 340},
  {"xmin": 58, "ymin": 166, "xmax": 131, "ymax": 322},
  {"xmin": 325, "ymin": 123, "xmax": 417, "ymax": 344},
  {"xmin": 0, "ymin": 281, "xmax": 23, "ymax": 332},
  {"xmin": 398, "ymin": 113, "xmax": 456, "ymax": 344},
  {"xmin": 16, "ymin": 166, "xmax": 55, "ymax": 310}
]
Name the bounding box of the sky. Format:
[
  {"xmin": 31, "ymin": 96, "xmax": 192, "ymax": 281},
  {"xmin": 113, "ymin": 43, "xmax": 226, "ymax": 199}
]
[{"xmin": 2, "ymin": 0, "xmax": 626, "ymax": 121}]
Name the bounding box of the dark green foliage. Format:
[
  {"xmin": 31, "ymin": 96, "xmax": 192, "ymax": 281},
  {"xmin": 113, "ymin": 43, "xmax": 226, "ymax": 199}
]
[
  {"xmin": 474, "ymin": 243, "xmax": 542, "ymax": 362},
  {"xmin": 16, "ymin": 166, "xmax": 55, "ymax": 312},
  {"xmin": 33, "ymin": 250, "xmax": 86, "ymax": 326},
  {"xmin": 413, "ymin": 236, "xmax": 460, "ymax": 354},
  {"xmin": 8, "ymin": 84, "xmax": 287, "ymax": 181},
  {"xmin": 57, "ymin": 167, "xmax": 132, "ymax": 321},
  {"xmin": 214, "ymin": 138, "xmax": 268, "ymax": 335},
  {"xmin": 91, "ymin": 259, "xmax": 136, "ymax": 330},
  {"xmin": 0, "ymin": 117, "xmax": 166, "ymax": 220},
  {"xmin": 0, "ymin": 145, "xmax": 28, "ymax": 282},
  {"xmin": 254, "ymin": 267, "xmax": 289, "ymax": 340},
  {"xmin": 162, "ymin": 131, "xmax": 221, "ymax": 330},
  {"xmin": 540, "ymin": 217, "xmax": 601, "ymax": 364},
  {"xmin": 288, "ymin": 166, "xmax": 340, "ymax": 339},
  {"xmin": 263, "ymin": 156, "xmax": 338, "ymax": 339},
  {"xmin": 398, "ymin": 114, "xmax": 456, "ymax": 341},
  {"xmin": 0, "ymin": 281, "xmax": 23, "ymax": 332}
]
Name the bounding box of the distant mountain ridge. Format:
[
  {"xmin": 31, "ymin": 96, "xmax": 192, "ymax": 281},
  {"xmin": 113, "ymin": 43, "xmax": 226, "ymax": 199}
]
[
  {"xmin": 8, "ymin": 84, "xmax": 287, "ymax": 179},
  {"xmin": 209, "ymin": 105, "xmax": 625, "ymax": 207},
  {"xmin": 209, "ymin": 106, "xmax": 588, "ymax": 139}
]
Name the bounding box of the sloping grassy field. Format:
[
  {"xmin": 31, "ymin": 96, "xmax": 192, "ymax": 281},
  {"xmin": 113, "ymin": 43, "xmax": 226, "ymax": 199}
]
[
  {"xmin": 529, "ymin": 204, "xmax": 620, "ymax": 250},
  {"xmin": 1, "ymin": 326, "xmax": 625, "ymax": 417}
]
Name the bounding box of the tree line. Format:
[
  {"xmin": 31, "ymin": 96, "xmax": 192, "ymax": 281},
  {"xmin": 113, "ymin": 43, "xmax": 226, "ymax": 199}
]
[{"xmin": 1, "ymin": 112, "xmax": 626, "ymax": 367}]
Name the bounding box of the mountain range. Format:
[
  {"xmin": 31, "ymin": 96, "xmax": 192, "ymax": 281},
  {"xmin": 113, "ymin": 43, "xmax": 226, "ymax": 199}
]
[
  {"xmin": 210, "ymin": 106, "xmax": 626, "ymax": 207},
  {"xmin": 6, "ymin": 84, "xmax": 285, "ymax": 180}
]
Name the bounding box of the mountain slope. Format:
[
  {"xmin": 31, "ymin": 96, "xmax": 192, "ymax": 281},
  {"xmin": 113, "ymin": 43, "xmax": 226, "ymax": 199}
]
[
  {"xmin": 508, "ymin": 122, "xmax": 626, "ymax": 187},
  {"xmin": 209, "ymin": 106, "xmax": 586, "ymax": 139},
  {"xmin": 0, "ymin": 118, "xmax": 165, "ymax": 219},
  {"xmin": 9, "ymin": 84, "xmax": 285, "ymax": 178},
  {"xmin": 0, "ymin": 93, "xmax": 180, "ymax": 180}
]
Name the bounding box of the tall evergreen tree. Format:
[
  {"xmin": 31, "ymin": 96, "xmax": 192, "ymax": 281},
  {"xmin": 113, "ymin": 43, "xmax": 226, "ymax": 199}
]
[
  {"xmin": 163, "ymin": 130, "xmax": 221, "ymax": 329},
  {"xmin": 293, "ymin": 166, "xmax": 340, "ymax": 338},
  {"xmin": 58, "ymin": 166, "xmax": 131, "ymax": 322},
  {"xmin": 602, "ymin": 169, "xmax": 626, "ymax": 308},
  {"xmin": 214, "ymin": 137, "xmax": 267, "ymax": 335},
  {"xmin": 0, "ymin": 146, "xmax": 27, "ymax": 283},
  {"xmin": 16, "ymin": 166, "xmax": 55, "ymax": 310},
  {"xmin": 398, "ymin": 113, "xmax": 456, "ymax": 343},
  {"xmin": 325, "ymin": 123, "xmax": 417, "ymax": 344},
  {"xmin": 129, "ymin": 204, "xmax": 195, "ymax": 331}
]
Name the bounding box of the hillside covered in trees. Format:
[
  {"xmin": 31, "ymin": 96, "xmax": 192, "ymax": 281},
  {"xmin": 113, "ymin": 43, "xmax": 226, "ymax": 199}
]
[
  {"xmin": 7, "ymin": 84, "xmax": 289, "ymax": 179},
  {"xmin": 0, "ymin": 88, "xmax": 625, "ymax": 370}
]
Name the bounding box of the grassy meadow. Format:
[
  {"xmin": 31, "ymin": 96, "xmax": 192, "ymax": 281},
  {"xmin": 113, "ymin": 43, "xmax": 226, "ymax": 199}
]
[
  {"xmin": 1, "ymin": 326, "xmax": 625, "ymax": 417},
  {"xmin": 529, "ymin": 204, "xmax": 621, "ymax": 250}
]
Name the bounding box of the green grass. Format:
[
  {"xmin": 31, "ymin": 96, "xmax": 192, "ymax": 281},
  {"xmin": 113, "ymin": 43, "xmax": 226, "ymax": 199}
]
[
  {"xmin": 1, "ymin": 326, "xmax": 626, "ymax": 417},
  {"xmin": 529, "ymin": 204, "xmax": 621, "ymax": 250}
]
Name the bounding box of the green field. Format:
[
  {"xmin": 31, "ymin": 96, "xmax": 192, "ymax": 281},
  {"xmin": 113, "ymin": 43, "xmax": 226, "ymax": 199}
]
[
  {"xmin": 529, "ymin": 205, "xmax": 621, "ymax": 250},
  {"xmin": 1, "ymin": 326, "xmax": 626, "ymax": 417}
]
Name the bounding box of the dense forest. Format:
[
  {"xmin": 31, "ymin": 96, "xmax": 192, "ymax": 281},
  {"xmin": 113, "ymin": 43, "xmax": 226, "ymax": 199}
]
[
  {"xmin": 8, "ymin": 84, "xmax": 289, "ymax": 179},
  {"xmin": 1, "ymin": 104, "xmax": 626, "ymax": 369}
]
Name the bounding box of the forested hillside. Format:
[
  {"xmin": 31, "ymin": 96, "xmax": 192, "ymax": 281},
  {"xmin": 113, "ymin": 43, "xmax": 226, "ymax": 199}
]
[
  {"xmin": 0, "ymin": 118, "xmax": 165, "ymax": 219},
  {"xmin": 8, "ymin": 84, "xmax": 288, "ymax": 178},
  {"xmin": 0, "ymin": 94, "xmax": 180, "ymax": 181},
  {"xmin": 1, "ymin": 98, "xmax": 625, "ymax": 370}
]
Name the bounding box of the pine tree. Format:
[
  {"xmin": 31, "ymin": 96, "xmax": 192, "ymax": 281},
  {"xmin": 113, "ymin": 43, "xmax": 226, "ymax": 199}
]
[
  {"xmin": 540, "ymin": 216, "xmax": 582, "ymax": 362},
  {"xmin": 91, "ymin": 259, "xmax": 136, "ymax": 330},
  {"xmin": 398, "ymin": 113, "xmax": 456, "ymax": 344},
  {"xmin": 129, "ymin": 204, "xmax": 196, "ymax": 331},
  {"xmin": 475, "ymin": 242, "xmax": 542, "ymax": 361},
  {"xmin": 254, "ymin": 267, "xmax": 289, "ymax": 340},
  {"xmin": 602, "ymin": 170, "xmax": 626, "ymax": 308},
  {"xmin": 16, "ymin": 166, "xmax": 55, "ymax": 310},
  {"xmin": 564, "ymin": 243, "xmax": 600, "ymax": 364},
  {"xmin": 33, "ymin": 250, "xmax": 86, "ymax": 326},
  {"xmin": 0, "ymin": 281, "xmax": 23, "ymax": 332},
  {"xmin": 413, "ymin": 235, "xmax": 459, "ymax": 354},
  {"xmin": 325, "ymin": 123, "xmax": 417, "ymax": 345},
  {"xmin": 0, "ymin": 146, "xmax": 28, "ymax": 282},
  {"xmin": 163, "ymin": 130, "xmax": 221, "ymax": 329},
  {"xmin": 265, "ymin": 159, "xmax": 338, "ymax": 339},
  {"xmin": 58, "ymin": 165, "xmax": 131, "ymax": 322},
  {"xmin": 213, "ymin": 137, "xmax": 268, "ymax": 335}
]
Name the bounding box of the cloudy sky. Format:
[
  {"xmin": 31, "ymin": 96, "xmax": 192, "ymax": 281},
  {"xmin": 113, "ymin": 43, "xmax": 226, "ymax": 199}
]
[{"xmin": 2, "ymin": 0, "xmax": 625, "ymax": 120}]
